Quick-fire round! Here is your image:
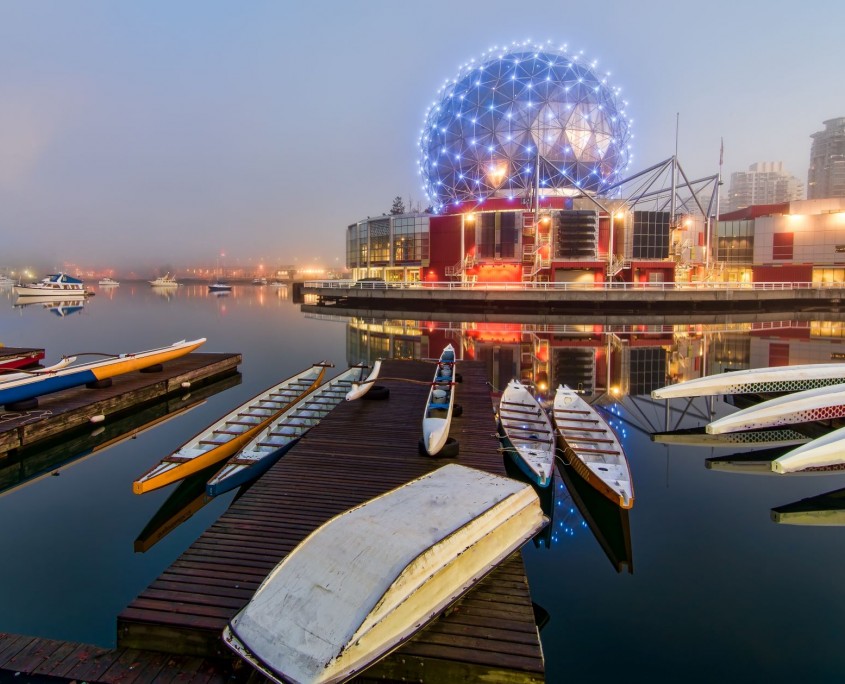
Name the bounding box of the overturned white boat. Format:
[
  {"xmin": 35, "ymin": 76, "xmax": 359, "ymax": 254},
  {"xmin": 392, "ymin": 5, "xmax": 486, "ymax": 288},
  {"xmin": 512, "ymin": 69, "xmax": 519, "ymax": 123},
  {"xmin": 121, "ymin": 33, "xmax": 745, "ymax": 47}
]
[
  {"xmin": 706, "ymin": 382, "xmax": 845, "ymax": 435},
  {"xmin": 652, "ymin": 363, "xmax": 845, "ymax": 399},
  {"xmin": 771, "ymin": 425, "xmax": 845, "ymax": 473},
  {"xmin": 223, "ymin": 463, "xmax": 547, "ymax": 684}
]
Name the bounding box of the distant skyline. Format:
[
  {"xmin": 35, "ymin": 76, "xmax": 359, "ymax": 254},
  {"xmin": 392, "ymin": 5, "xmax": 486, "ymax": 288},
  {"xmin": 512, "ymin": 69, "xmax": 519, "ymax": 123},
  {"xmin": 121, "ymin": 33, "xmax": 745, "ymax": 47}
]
[{"xmin": 1, "ymin": 0, "xmax": 843, "ymax": 273}]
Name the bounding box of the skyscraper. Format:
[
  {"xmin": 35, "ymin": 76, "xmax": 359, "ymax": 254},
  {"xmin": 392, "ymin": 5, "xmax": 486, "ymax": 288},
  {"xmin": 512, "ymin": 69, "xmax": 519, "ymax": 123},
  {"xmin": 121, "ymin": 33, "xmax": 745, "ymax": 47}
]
[
  {"xmin": 808, "ymin": 117, "xmax": 845, "ymax": 199},
  {"xmin": 724, "ymin": 162, "xmax": 804, "ymax": 213}
]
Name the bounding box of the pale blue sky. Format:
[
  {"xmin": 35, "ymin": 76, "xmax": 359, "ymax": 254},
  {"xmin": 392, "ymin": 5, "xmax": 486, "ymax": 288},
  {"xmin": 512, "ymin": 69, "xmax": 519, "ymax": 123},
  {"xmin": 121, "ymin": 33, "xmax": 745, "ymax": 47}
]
[{"xmin": 1, "ymin": 0, "xmax": 842, "ymax": 273}]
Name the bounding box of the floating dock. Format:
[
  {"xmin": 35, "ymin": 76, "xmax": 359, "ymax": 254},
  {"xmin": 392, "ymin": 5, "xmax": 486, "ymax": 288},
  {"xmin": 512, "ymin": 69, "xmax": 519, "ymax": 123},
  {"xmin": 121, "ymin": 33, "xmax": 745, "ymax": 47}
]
[
  {"xmin": 0, "ymin": 359, "xmax": 545, "ymax": 683},
  {"xmin": 0, "ymin": 352, "xmax": 241, "ymax": 456}
]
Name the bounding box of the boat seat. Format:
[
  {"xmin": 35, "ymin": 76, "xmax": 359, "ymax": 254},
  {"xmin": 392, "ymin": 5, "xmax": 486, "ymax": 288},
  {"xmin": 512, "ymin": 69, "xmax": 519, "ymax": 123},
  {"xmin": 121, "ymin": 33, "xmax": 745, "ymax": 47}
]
[{"xmin": 427, "ymin": 403, "xmax": 451, "ymax": 410}]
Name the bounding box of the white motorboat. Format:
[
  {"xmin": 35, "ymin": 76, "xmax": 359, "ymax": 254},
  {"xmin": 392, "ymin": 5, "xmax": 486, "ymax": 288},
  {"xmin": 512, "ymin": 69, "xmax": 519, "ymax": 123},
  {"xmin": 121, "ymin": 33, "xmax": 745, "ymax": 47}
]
[
  {"xmin": 223, "ymin": 463, "xmax": 548, "ymax": 684},
  {"xmin": 149, "ymin": 273, "xmax": 179, "ymax": 287},
  {"xmin": 98, "ymin": 277, "xmax": 120, "ymax": 286},
  {"xmin": 13, "ymin": 273, "xmax": 91, "ymax": 297}
]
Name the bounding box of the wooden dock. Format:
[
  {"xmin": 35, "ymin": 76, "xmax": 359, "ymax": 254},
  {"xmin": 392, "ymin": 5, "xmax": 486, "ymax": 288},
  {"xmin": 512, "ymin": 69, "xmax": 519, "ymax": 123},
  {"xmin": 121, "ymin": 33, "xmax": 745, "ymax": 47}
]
[
  {"xmin": 0, "ymin": 352, "xmax": 242, "ymax": 456},
  {"xmin": 117, "ymin": 358, "xmax": 545, "ymax": 682}
]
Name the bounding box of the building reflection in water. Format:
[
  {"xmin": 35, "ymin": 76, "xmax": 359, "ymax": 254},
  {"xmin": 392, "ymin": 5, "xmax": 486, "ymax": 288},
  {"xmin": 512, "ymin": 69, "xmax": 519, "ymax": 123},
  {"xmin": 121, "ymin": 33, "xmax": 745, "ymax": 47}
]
[{"xmin": 330, "ymin": 310, "xmax": 845, "ymax": 535}]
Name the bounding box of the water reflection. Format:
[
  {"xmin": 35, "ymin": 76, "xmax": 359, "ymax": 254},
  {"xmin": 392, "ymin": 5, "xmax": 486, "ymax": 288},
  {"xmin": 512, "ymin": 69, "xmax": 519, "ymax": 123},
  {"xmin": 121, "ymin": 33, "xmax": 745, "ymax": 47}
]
[
  {"xmin": 0, "ymin": 371, "xmax": 240, "ymax": 499},
  {"xmin": 771, "ymin": 487, "xmax": 845, "ymax": 525},
  {"xmin": 14, "ymin": 296, "xmax": 87, "ymax": 317}
]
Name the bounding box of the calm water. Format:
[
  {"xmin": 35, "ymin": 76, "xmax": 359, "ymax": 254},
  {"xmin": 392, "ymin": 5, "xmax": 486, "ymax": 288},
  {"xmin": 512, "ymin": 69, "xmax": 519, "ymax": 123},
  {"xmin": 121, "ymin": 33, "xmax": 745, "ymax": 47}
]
[{"xmin": 1, "ymin": 283, "xmax": 844, "ymax": 682}]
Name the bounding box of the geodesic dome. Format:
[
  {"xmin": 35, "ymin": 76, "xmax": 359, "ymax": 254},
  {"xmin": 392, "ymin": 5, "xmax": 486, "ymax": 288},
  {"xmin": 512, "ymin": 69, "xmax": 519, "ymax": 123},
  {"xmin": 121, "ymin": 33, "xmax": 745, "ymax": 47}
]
[{"xmin": 419, "ymin": 41, "xmax": 632, "ymax": 212}]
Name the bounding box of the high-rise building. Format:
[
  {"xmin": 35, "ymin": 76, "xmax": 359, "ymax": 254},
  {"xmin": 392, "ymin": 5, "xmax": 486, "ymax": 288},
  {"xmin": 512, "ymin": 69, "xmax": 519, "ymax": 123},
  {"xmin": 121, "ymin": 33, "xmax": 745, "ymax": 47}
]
[
  {"xmin": 808, "ymin": 118, "xmax": 845, "ymax": 199},
  {"xmin": 724, "ymin": 162, "xmax": 804, "ymax": 213}
]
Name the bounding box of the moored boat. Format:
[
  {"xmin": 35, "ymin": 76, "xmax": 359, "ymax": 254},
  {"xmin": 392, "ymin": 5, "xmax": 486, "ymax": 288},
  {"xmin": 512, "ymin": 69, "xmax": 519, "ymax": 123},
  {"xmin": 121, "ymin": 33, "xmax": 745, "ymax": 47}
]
[
  {"xmin": 771, "ymin": 425, "xmax": 845, "ymax": 473},
  {"xmin": 421, "ymin": 344, "xmax": 457, "ymax": 456},
  {"xmin": 223, "ymin": 463, "xmax": 548, "ymax": 684},
  {"xmin": 553, "ymin": 385, "xmax": 633, "ymax": 509},
  {"xmin": 497, "ymin": 379, "xmax": 555, "ymax": 487},
  {"xmin": 132, "ymin": 362, "xmax": 330, "ymax": 494},
  {"xmin": 706, "ymin": 382, "xmax": 845, "ymax": 435},
  {"xmin": 0, "ymin": 356, "xmax": 76, "ymax": 383},
  {"xmin": 651, "ymin": 425, "xmax": 810, "ymax": 448},
  {"xmin": 651, "ymin": 363, "xmax": 845, "ymax": 399},
  {"xmin": 98, "ymin": 277, "xmax": 120, "ymax": 286},
  {"xmin": 149, "ymin": 273, "xmax": 179, "ymax": 287},
  {"xmin": 0, "ymin": 348, "xmax": 46, "ymax": 372},
  {"xmin": 13, "ymin": 273, "xmax": 91, "ymax": 297},
  {"xmin": 206, "ymin": 364, "xmax": 368, "ymax": 497},
  {"xmin": 344, "ymin": 359, "xmax": 382, "ymax": 401},
  {"xmin": 208, "ymin": 281, "xmax": 233, "ymax": 292},
  {"xmin": 0, "ymin": 338, "xmax": 204, "ymax": 408}
]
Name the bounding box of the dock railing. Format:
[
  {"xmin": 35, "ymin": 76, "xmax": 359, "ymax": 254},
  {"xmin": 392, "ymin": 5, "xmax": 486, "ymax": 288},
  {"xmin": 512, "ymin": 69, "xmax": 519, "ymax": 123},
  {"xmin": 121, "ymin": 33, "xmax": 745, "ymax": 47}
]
[{"xmin": 305, "ymin": 279, "xmax": 840, "ymax": 292}]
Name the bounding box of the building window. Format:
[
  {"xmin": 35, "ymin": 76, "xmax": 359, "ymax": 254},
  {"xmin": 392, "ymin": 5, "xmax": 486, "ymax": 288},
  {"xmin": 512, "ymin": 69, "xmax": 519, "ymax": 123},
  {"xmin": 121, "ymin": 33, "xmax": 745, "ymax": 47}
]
[
  {"xmin": 632, "ymin": 211, "xmax": 670, "ymax": 259},
  {"xmin": 772, "ymin": 232, "xmax": 794, "ymax": 260}
]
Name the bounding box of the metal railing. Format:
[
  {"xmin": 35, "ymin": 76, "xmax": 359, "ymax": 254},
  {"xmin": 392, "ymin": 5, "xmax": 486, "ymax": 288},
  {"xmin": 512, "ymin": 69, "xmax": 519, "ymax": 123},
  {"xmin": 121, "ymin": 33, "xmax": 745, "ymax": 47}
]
[{"xmin": 306, "ymin": 279, "xmax": 844, "ymax": 292}]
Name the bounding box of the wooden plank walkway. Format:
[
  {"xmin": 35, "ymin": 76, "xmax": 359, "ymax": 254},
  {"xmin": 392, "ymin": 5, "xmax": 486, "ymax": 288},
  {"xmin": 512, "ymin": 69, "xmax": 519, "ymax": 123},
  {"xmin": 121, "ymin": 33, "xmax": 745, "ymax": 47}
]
[
  {"xmin": 118, "ymin": 359, "xmax": 545, "ymax": 683},
  {"xmin": 0, "ymin": 353, "xmax": 242, "ymax": 455}
]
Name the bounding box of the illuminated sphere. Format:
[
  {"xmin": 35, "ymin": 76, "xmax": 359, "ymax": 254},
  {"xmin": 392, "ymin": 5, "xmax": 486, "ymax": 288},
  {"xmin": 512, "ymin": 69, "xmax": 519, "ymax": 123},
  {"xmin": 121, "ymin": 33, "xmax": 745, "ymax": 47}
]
[{"xmin": 419, "ymin": 41, "xmax": 632, "ymax": 212}]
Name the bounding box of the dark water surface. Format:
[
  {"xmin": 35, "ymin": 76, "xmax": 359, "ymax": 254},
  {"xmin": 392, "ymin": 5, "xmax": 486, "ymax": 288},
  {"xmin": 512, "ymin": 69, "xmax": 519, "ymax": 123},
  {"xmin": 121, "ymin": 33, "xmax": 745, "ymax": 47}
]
[{"xmin": 1, "ymin": 283, "xmax": 844, "ymax": 682}]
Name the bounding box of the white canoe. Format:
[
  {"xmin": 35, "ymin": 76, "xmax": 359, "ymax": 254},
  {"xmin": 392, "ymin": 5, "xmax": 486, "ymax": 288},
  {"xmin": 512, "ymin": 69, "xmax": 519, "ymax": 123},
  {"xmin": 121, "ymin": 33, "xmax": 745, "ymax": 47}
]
[
  {"xmin": 421, "ymin": 344, "xmax": 457, "ymax": 456},
  {"xmin": 706, "ymin": 382, "xmax": 845, "ymax": 435},
  {"xmin": 497, "ymin": 380, "xmax": 555, "ymax": 488},
  {"xmin": 652, "ymin": 363, "xmax": 845, "ymax": 399},
  {"xmin": 223, "ymin": 463, "xmax": 548, "ymax": 684},
  {"xmin": 771, "ymin": 425, "xmax": 845, "ymax": 473},
  {"xmin": 553, "ymin": 385, "xmax": 633, "ymax": 509},
  {"xmin": 133, "ymin": 362, "xmax": 329, "ymax": 493},
  {"xmin": 207, "ymin": 365, "xmax": 367, "ymax": 496},
  {"xmin": 344, "ymin": 360, "xmax": 382, "ymax": 401}
]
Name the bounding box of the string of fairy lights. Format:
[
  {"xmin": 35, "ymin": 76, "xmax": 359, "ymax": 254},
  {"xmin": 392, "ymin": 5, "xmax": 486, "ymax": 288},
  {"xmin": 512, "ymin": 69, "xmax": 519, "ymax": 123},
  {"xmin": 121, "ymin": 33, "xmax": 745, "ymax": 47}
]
[{"xmin": 418, "ymin": 40, "xmax": 633, "ymax": 213}]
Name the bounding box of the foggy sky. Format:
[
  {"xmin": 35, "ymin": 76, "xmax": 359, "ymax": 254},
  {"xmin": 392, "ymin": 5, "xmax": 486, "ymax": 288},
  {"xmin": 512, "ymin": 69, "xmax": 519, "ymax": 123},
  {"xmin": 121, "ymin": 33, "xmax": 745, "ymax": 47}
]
[{"xmin": 1, "ymin": 0, "xmax": 842, "ymax": 275}]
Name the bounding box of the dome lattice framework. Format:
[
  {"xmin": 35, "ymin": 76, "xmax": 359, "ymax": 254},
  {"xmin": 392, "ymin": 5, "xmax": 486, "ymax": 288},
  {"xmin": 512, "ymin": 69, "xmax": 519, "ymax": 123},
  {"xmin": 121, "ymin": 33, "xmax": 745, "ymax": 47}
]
[{"xmin": 419, "ymin": 41, "xmax": 632, "ymax": 212}]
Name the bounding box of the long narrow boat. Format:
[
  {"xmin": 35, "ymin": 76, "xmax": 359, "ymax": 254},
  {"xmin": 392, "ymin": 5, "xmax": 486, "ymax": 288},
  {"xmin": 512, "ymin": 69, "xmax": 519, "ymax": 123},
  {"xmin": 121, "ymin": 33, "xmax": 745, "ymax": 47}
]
[
  {"xmin": 0, "ymin": 338, "xmax": 205, "ymax": 407},
  {"xmin": 223, "ymin": 463, "xmax": 548, "ymax": 684},
  {"xmin": 344, "ymin": 360, "xmax": 382, "ymax": 401},
  {"xmin": 706, "ymin": 382, "xmax": 845, "ymax": 435},
  {"xmin": 421, "ymin": 344, "xmax": 457, "ymax": 456},
  {"xmin": 0, "ymin": 349, "xmax": 45, "ymax": 372},
  {"xmin": 132, "ymin": 363, "xmax": 329, "ymax": 494},
  {"xmin": 497, "ymin": 379, "xmax": 555, "ymax": 488},
  {"xmin": 652, "ymin": 363, "xmax": 845, "ymax": 399},
  {"xmin": 553, "ymin": 385, "xmax": 634, "ymax": 509},
  {"xmin": 1, "ymin": 356, "xmax": 75, "ymax": 383},
  {"xmin": 206, "ymin": 364, "xmax": 367, "ymax": 497},
  {"xmin": 771, "ymin": 425, "xmax": 845, "ymax": 473}
]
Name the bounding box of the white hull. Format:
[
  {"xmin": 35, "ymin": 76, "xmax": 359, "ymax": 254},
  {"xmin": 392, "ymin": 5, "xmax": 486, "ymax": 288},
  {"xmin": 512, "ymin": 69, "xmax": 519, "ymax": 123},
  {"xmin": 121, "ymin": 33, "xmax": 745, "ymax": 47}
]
[
  {"xmin": 706, "ymin": 382, "xmax": 845, "ymax": 435},
  {"xmin": 344, "ymin": 360, "xmax": 382, "ymax": 401},
  {"xmin": 498, "ymin": 380, "xmax": 555, "ymax": 487},
  {"xmin": 421, "ymin": 345, "xmax": 456, "ymax": 456},
  {"xmin": 772, "ymin": 425, "xmax": 845, "ymax": 473},
  {"xmin": 223, "ymin": 463, "xmax": 547, "ymax": 684},
  {"xmin": 13, "ymin": 284, "xmax": 88, "ymax": 297},
  {"xmin": 553, "ymin": 385, "xmax": 633, "ymax": 508},
  {"xmin": 652, "ymin": 363, "xmax": 845, "ymax": 399}
]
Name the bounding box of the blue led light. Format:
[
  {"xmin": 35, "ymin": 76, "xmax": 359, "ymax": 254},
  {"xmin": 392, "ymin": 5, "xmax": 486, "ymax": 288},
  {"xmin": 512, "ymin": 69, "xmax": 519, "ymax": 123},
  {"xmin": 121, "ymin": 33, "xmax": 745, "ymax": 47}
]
[{"xmin": 419, "ymin": 41, "xmax": 631, "ymax": 207}]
